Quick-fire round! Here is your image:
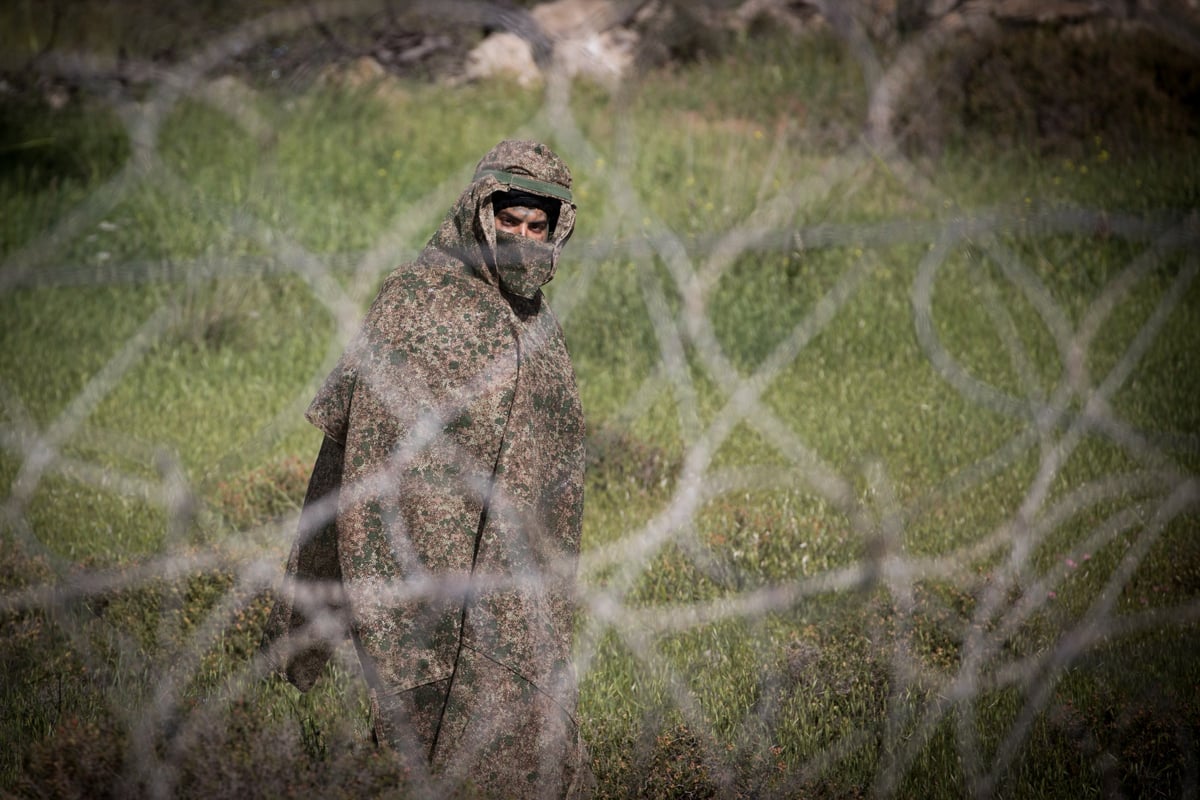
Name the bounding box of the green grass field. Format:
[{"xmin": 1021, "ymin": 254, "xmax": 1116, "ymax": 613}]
[{"xmin": 2, "ymin": 16, "xmax": 1199, "ymax": 799}]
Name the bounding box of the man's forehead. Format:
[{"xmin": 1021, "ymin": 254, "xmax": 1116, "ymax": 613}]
[{"xmin": 495, "ymin": 204, "xmax": 548, "ymax": 219}]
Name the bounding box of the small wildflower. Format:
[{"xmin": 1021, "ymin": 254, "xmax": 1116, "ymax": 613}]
[
  {"xmin": 1047, "ymin": 591, "xmax": 1057, "ymax": 600},
  {"xmin": 1065, "ymin": 558, "xmax": 1077, "ymax": 568}
]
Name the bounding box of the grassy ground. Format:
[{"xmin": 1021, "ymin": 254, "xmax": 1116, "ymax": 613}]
[{"xmin": 2, "ymin": 16, "xmax": 1199, "ymax": 799}]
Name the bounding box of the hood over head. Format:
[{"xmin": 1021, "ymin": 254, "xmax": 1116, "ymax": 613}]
[{"xmin": 426, "ymin": 140, "xmax": 576, "ymax": 298}]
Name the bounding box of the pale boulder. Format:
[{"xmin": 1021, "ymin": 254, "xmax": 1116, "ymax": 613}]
[
  {"xmin": 464, "ymin": 0, "xmax": 638, "ymax": 90},
  {"xmin": 465, "ymin": 32, "xmax": 542, "ymax": 88}
]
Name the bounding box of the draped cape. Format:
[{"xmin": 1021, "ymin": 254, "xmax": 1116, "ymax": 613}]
[{"xmin": 263, "ymin": 140, "xmax": 590, "ymax": 798}]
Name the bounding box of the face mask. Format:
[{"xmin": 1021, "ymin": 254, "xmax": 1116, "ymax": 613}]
[{"xmin": 493, "ymin": 230, "xmax": 557, "ymax": 299}]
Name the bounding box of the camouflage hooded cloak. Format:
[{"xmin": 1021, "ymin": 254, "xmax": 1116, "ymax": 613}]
[{"xmin": 264, "ymin": 140, "xmax": 590, "ymax": 798}]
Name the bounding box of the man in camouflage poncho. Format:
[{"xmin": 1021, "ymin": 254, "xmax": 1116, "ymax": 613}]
[{"xmin": 264, "ymin": 140, "xmax": 591, "ymax": 798}]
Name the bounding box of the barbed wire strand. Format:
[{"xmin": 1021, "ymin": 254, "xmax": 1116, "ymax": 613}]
[{"xmin": 2, "ymin": 2, "xmax": 1197, "ymax": 796}]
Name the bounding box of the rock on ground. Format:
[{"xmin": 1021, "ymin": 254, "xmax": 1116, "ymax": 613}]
[{"xmin": 464, "ymin": 0, "xmax": 638, "ymax": 90}]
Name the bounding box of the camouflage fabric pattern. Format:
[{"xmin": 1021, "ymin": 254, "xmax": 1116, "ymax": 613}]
[{"xmin": 264, "ymin": 140, "xmax": 591, "ymax": 798}]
